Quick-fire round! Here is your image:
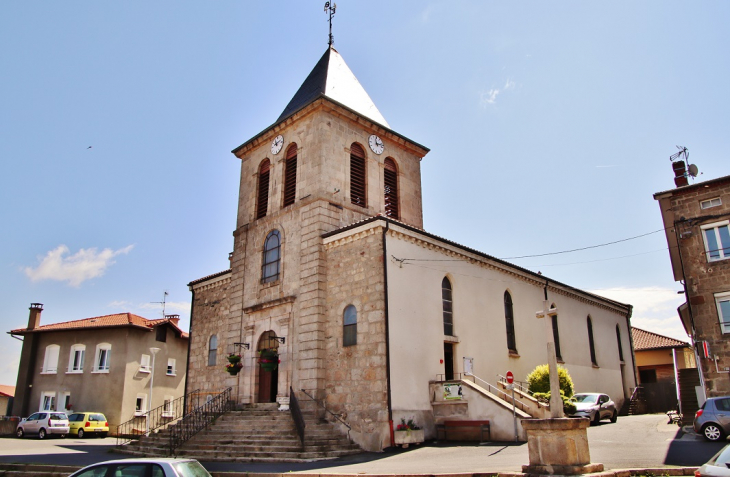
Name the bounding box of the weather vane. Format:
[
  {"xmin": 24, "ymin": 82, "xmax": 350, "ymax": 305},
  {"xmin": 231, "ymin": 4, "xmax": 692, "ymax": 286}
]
[{"xmin": 324, "ymin": 2, "xmax": 336, "ymax": 47}]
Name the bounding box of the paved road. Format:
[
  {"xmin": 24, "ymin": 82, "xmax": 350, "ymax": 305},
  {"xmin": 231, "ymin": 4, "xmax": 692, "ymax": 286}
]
[{"xmin": 0, "ymin": 415, "xmax": 725, "ymax": 474}]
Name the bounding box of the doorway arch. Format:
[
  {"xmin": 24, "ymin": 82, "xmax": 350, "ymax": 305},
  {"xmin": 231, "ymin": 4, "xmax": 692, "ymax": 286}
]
[{"xmin": 256, "ymin": 331, "xmax": 280, "ymax": 403}]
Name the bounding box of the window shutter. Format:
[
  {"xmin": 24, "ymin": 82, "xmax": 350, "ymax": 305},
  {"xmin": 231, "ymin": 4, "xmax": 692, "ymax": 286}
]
[
  {"xmin": 256, "ymin": 160, "xmax": 270, "ymax": 219},
  {"xmin": 384, "ymin": 158, "xmax": 399, "ymax": 219},
  {"xmin": 350, "ymin": 144, "xmax": 367, "ymax": 207},
  {"xmin": 283, "ymin": 145, "xmax": 297, "ymax": 207}
]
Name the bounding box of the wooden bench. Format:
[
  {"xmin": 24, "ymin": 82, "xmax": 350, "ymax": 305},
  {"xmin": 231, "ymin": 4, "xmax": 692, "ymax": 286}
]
[{"xmin": 436, "ymin": 420, "xmax": 490, "ymax": 442}]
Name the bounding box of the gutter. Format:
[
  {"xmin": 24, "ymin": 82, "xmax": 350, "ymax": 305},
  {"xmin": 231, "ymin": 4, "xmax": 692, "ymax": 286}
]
[
  {"xmin": 183, "ymin": 288, "xmax": 195, "ymax": 414},
  {"xmin": 382, "ymin": 220, "xmax": 394, "ymax": 447}
]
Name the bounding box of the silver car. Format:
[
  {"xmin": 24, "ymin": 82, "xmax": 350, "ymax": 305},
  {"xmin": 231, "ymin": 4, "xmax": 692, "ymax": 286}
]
[
  {"xmin": 696, "ymin": 442, "xmax": 730, "ymax": 476},
  {"xmin": 68, "ymin": 458, "xmax": 212, "ymax": 477},
  {"xmin": 16, "ymin": 412, "xmax": 70, "ymax": 439},
  {"xmin": 695, "ymin": 396, "xmax": 730, "ymax": 442},
  {"xmin": 569, "ymin": 393, "xmax": 617, "ymax": 424}
]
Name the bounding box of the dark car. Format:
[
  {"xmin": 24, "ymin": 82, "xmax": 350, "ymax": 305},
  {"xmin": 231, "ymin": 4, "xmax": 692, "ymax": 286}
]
[{"xmin": 695, "ymin": 396, "xmax": 730, "ymax": 442}]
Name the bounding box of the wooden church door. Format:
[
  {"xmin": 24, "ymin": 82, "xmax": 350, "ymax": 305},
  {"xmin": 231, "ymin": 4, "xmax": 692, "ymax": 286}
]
[{"xmin": 257, "ymin": 331, "xmax": 280, "ymax": 403}]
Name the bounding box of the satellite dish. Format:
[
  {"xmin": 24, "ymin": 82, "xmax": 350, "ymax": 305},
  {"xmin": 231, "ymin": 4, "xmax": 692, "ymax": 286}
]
[{"xmin": 688, "ymin": 164, "xmax": 699, "ymax": 177}]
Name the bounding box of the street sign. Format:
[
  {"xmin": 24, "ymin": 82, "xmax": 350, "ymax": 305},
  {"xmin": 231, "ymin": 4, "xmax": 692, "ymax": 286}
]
[{"xmin": 506, "ymin": 371, "xmax": 514, "ymax": 384}]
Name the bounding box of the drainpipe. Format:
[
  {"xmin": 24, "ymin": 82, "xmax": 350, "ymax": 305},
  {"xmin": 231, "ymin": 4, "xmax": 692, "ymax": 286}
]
[
  {"xmin": 183, "ymin": 288, "xmax": 195, "ymax": 414},
  {"xmin": 382, "ymin": 218, "xmax": 394, "ymax": 447}
]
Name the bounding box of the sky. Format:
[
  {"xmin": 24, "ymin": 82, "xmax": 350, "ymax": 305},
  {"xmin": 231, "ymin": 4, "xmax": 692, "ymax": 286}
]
[{"xmin": 2, "ymin": 1, "xmax": 729, "ymax": 386}]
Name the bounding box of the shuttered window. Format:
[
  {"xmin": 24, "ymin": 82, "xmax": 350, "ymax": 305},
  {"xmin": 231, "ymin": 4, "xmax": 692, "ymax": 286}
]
[
  {"xmin": 505, "ymin": 291, "xmax": 517, "ymax": 353},
  {"xmin": 384, "ymin": 158, "xmax": 399, "ymax": 219},
  {"xmin": 256, "ymin": 159, "xmax": 270, "ymax": 219},
  {"xmin": 283, "ymin": 144, "xmax": 297, "ymax": 207},
  {"xmin": 350, "ymin": 143, "xmax": 367, "ymax": 207},
  {"xmin": 442, "ymin": 277, "xmax": 453, "ymax": 336}
]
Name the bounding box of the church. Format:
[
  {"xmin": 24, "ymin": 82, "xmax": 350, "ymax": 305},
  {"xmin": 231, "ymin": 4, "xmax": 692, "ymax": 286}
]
[{"xmin": 185, "ymin": 44, "xmax": 637, "ymax": 451}]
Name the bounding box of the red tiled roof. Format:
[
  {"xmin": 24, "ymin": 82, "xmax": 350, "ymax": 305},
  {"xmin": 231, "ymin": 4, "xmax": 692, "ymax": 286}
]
[
  {"xmin": 632, "ymin": 327, "xmax": 689, "ymax": 351},
  {"xmin": 0, "ymin": 384, "xmax": 15, "ymax": 397},
  {"xmin": 10, "ymin": 313, "xmax": 188, "ymax": 339}
]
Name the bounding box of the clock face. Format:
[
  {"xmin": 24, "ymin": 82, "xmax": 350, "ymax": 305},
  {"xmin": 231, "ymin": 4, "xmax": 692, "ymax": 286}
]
[
  {"xmin": 271, "ymin": 135, "xmax": 284, "ymax": 155},
  {"xmin": 368, "ymin": 135, "xmax": 384, "ymax": 155}
]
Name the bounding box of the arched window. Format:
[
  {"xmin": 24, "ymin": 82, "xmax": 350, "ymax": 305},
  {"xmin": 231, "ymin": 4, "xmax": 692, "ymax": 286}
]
[
  {"xmin": 256, "ymin": 159, "xmax": 270, "ymax": 219},
  {"xmin": 587, "ymin": 316, "xmax": 597, "ymax": 366},
  {"xmin": 42, "ymin": 345, "xmax": 60, "ymax": 374},
  {"xmin": 551, "ymin": 304, "xmax": 562, "ymax": 361},
  {"xmin": 94, "ymin": 343, "xmax": 111, "ymax": 372},
  {"xmin": 384, "ymin": 157, "xmax": 399, "ymax": 219},
  {"xmin": 208, "ymin": 335, "xmax": 218, "ymax": 366},
  {"xmin": 350, "ymin": 143, "xmax": 367, "ymax": 207},
  {"xmin": 616, "ymin": 325, "xmax": 624, "ymax": 362},
  {"xmin": 283, "ymin": 144, "xmax": 297, "ymax": 207},
  {"xmin": 504, "ymin": 291, "xmax": 517, "ymax": 353},
  {"xmin": 442, "ymin": 277, "xmax": 453, "ymax": 336},
  {"xmin": 262, "ymin": 230, "xmax": 281, "ymax": 283},
  {"xmin": 343, "ymin": 305, "xmax": 357, "ymax": 346}
]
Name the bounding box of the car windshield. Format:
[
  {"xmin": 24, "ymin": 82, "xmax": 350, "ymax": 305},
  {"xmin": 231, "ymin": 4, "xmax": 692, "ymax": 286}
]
[
  {"xmin": 172, "ymin": 461, "xmax": 212, "ymax": 477},
  {"xmin": 572, "ymin": 394, "xmax": 598, "ymax": 404},
  {"xmin": 710, "ymin": 443, "xmax": 730, "ymax": 465}
]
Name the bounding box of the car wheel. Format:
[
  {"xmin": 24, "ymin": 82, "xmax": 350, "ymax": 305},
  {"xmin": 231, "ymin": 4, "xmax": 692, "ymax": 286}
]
[
  {"xmin": 610, "ymin": 411, "xmax": 618, "ymax": 423},
  {"xmin": 16, "ymin": 428, "xmax": 24, "ymax": 438},
  {"xmin": 702, "ymin": 423, "xmax": 725, "ymax": 442},
  {"xmin": 77, "ymin": 429, "xmax": 84, "ymax": 438},
  {"xmin": 38, "ymin": 428, "xmax": 46, "ymax": 440},
  {"xmin": 592, "ymin": 412, "xmax": 601, "ymax": 425}
]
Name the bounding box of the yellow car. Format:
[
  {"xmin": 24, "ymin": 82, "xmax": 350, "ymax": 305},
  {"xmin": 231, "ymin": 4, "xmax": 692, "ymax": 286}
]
[{"xmin": 67, "ymin": 412, "xmax": 109, "ymax": 438}]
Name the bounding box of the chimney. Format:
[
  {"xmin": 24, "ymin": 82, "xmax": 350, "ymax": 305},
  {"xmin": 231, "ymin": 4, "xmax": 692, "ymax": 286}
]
[
  {"xmin": 28, "ymin": 303, "xmax": 43, "ymax": 330},
  {"xmin": 165, "ymin": 314, "xmax": 180, "ymax": 326},
  {"xmin": 673, "ymin": 160, "xmax": 688, "ymax": 187}
]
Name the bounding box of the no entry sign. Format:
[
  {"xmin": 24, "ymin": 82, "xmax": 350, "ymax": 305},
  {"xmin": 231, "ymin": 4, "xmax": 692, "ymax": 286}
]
[{"xmin": 506, "ymin": 371, "xmax": 514, "ymax": 384}]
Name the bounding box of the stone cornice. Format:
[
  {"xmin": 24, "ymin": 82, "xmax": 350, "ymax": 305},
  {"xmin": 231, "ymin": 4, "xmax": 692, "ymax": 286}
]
[
  {"xmin": 190, "ymin": 273, "xmax": 231, "ymax": 292},
  {"xmin": 323, "ymin": 221, "xmax": 382, "ymax": 249},
  {"xmin": 243, "ymin": 295, "xmax": 297, "ymax": 314}
]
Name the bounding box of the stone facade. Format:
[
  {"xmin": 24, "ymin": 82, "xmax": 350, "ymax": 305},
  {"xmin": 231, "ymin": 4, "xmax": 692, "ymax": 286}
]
[{"xmin": 655, "ymin": 174, "xmax": 730, "ymax": 397}]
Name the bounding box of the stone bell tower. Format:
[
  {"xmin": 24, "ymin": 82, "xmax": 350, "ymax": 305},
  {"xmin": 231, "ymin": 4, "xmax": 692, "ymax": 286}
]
[{"xmin": 186, "ymin": 46, "xmax": 429, "ymax": 413}]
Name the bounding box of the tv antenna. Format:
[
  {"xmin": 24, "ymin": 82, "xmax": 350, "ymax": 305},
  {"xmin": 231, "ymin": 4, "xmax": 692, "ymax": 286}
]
[
  {"xmin": 150, "ymin": 291, "xmax": 169, "ymax": 318},
  {"xmin": 668, "ymin": 145, "xmax": 700, "ymax": 186},
  {"xmin": 669, "ymin": 145, "xmax": 689, "ymax": 164},
  {"xmin": 324, "ymin": 2, "xmax": 336, "ymax": 47}
]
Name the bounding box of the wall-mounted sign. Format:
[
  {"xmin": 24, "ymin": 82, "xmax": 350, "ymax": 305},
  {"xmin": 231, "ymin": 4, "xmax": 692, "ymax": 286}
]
[{"xmin": 444, "ymin": 383, "xmax": 463, "ymax": 400}]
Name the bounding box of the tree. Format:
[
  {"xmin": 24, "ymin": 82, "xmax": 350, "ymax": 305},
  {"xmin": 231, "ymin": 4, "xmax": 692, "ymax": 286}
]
[{"xmin": 526, "ymin": 364, "xmax": 575, "ymax": 398}]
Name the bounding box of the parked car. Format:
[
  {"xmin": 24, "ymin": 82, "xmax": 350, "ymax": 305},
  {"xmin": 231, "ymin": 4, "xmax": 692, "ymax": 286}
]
[
  {"xmin": 694, "ymin": 396, "xmax": 730, "ymax": 442},
  {"xmin": 67, "ymin": 412, "xmax": 109, "ymax": 438},
  {"xmin": 16, "ymin": 412, "xmax": 69, "ymax": 439},
  {"xmin": 568, "ymin": 393, "xmax": 617, "ymax": 424},
  {"xmin": 695, "ymin": 442, "xmax": 730, "ymax": 476},
  {"xmin": 68, "ymin": 458, "xmax": 212, "ymax": 477}
]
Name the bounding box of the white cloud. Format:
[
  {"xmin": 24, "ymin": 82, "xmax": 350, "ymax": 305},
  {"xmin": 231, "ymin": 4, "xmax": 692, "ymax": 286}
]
[
  {"xmin": 24, "ymin": 244, "xmax": 134, "ymax": 287},
  {"xmin": 108, "ymin": 300, "xmax": 132, "ymax": 308},
  {"xmin": 588, "ymin": 286, "xmax": 689, "ymax": 342},
  {"xmin": 480, "ymin": 89, "xmax": 500, "ymax": 106},
  {"xmin": 504, "ymin": 79, "xmax": 515, "ymax": 90}
]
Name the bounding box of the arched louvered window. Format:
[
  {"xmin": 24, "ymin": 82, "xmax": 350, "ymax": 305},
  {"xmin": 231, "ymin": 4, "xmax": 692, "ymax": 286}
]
[
  {"xmin": 350, "ymin": 143, "xmax": 367, "ymax": 207},
  {"xmin": 343, "ymin": 305, "xmax": 357, "ymax": 347},
  {"xmin": 262, "ymin": 229, "xmax": 281, "ymax": 283},
  {"xmin": 283, "ymin": 144, "xmax": 297, "ymax": 207},
  {"xmin": 504, "ymin": 291, "xmax": 517, "ymax": 353},
  {"xmin": 551, "ymin": 304, "xmax": 562, "ymax": 361},
  {"xmin": 442, "ymin": 277, "xmax": 453, "ymax": 336},
  {"xmin": 384, "ymin": 158, "xmax": 399, "ymax": 219},
  {"xmin": 616, "ymin": 325, "xmax": 624, "ymax": 362},
  {"xmin": 256, "ymin": 159, "xmax": 270, "ymax": 219},
  {"xmin": 587, "ymin": 316, "xmax": 597, "ymax": 366},
  {"xmin": 208, "ymin": 335, "xmax": 217, "ymax": 366}
]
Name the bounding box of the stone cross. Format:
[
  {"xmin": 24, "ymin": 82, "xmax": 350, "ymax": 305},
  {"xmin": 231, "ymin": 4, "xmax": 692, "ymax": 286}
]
[{"xmin": 536, "ymin": 297, "xmax": 564, "ymax": 418}]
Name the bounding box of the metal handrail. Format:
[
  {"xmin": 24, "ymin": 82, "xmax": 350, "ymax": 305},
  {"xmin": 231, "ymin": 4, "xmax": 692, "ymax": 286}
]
[
  {"xmin": 116, "ymin": 389, "xmax": 200, "ymax": 446},
  {"xmin": 300, "ymin": 388, "xmax": 351, "ymax": 438},
  {"xmin": 496, "ymin": 374, "xmax": 532, "ymax": 395},
  {"xmin": 289, "ymin": 387, "xmax": 305, "ymax": 446},
  {"xmin": 169, "ymin": 387, "xmax": 233, "ymax": 455},
  {"xmin": 466, "ymin": 374, "xmax": 531, "ymax": 414}
]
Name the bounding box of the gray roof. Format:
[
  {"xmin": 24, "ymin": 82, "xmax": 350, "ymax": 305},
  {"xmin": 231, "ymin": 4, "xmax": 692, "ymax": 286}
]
[{"xmin": 277, "ymin": 47, "xmax": 389, "ymax": 127}]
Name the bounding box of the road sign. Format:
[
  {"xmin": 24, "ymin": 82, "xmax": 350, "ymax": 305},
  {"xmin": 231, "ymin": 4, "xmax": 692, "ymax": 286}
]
[{"xmin": 506, "ymin": 371, "xmax": 514, "ymax": 384}]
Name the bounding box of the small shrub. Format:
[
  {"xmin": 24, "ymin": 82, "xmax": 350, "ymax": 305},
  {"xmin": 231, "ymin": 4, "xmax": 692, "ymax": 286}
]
[{"xmin": 526, "ymin": 364, "xmax": 574, "ymax": 398}]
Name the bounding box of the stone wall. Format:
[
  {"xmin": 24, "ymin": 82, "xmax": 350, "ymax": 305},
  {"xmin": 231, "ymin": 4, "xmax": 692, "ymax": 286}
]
[{"xmin": 324, "ymin": 223, "xmax": 389, "ymax": 451}]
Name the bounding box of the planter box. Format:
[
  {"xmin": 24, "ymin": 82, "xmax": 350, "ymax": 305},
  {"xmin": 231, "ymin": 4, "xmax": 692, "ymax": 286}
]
[{"xmin": 394, "ymin": 429, "xmax": 424, "ymax": 448}]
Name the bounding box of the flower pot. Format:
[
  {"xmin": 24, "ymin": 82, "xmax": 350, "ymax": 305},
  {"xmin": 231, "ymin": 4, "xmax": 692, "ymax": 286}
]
[
  {"xmin": 226, "ymin": 367, "xmax": 241, "ymax": 375},
  {"xmin": 394, "ymin": 429, "xmax": 424, "ymax": 448},
  {"xmin": 227, "ymin": 355, "xmax": 241, "ymax": 364},
  {"xmin": 260, "ymin": 360, "xmax": 278, "ymax": 372}
]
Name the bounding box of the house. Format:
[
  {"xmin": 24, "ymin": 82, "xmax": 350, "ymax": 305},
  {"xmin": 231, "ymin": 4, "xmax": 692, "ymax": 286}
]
[
  {"xmin": 185, "ymin": 46, "xmax": 638, "ymax": 451},
  {"xmin": 8, "ymin": 304, "xmax": 188, "ymax": 430},
  {"xmin": 0, "ymin": 384, "xmax": 14, "ymax": 416},
  {"xmin": 631, "ymin": 327, "xmax": 694, "ymax": 414},
  {"xmin": 654, "ymin": 172, "xmax": 730, "ymax": 403}
]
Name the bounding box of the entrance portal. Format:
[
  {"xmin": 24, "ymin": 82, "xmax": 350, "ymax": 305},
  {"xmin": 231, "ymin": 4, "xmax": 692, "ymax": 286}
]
[
  {"xmin": 444, "ymin": 342, "xmax": 454, "ymax": 380},
  {"xmin": 257, "ymin": 331, "xmax": 280, "ymax": 403}
]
